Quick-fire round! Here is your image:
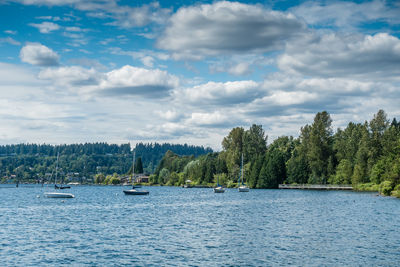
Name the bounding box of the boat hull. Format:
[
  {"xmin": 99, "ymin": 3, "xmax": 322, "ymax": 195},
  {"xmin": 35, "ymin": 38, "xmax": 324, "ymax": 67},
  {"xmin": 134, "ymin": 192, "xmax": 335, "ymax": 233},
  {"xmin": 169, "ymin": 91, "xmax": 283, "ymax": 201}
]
[
  {"xmin": 238, "ymin": 186, "xmax": 249, "ymax": 192},
  {"xmin": 44, "ymin": 192, "xmax": 75, "ymax": 198},
  {"xmin": 123, "ymin": 190, "xmax": 149, "ymax": 195},
  {"xmin": 55, "ymin": 185, "xmax": 71, "ymax": 189}
]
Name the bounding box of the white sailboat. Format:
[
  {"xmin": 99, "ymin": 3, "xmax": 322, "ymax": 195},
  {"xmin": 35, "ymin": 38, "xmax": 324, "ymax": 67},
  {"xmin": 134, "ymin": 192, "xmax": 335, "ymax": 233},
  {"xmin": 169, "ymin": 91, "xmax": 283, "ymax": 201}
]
[
  {"xmin": 44, "ymin": 152, "xmax": 74, "ymax": 198},
  {"xmin": 123, "ymin": 150, "xmax": 149, "ymax": 195},
  {"xmin": 214, "ymin": 174, "xmax": 225, "ymax": 193},
  {"xmin": 238, "ymin": 153, "xmax": 249, "ymax": 192}
]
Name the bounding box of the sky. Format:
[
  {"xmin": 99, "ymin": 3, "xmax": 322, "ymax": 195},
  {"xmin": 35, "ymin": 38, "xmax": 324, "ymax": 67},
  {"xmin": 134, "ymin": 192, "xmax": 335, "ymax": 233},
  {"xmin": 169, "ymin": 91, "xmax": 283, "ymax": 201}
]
[{"xmin": 0, "ymin": 0, "xmax": 399, "ymax": 150}]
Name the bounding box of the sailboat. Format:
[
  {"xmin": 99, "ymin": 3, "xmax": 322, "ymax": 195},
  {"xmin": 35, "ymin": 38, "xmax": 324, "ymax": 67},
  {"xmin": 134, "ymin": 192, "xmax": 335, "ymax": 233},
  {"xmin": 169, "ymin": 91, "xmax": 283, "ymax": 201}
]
[
  {"xmin": 44, "ymin": 152, "xmax": 74, "ymax": 198},
  {"xmin": 238, "ymin": 153, "xmax": 249, "ymax": 192},
  {"xmin": 123, "ymin": 150, "xmax": 149, "ymax": 195},
  {"xmin": 214, "ymin": 174, "xmax": 225, "ymax": 193}
]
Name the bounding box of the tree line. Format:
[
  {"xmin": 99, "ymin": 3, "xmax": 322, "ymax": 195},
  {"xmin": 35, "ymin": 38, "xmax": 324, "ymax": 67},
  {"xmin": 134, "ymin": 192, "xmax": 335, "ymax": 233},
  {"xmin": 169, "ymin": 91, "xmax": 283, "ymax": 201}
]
[
  {"xmin": 0, "ymin": 142, "xmax": 212, "ymax": 183},
  {"xmin": 151, "ymin": 110, "xmax": 400, "ymax": 196}
]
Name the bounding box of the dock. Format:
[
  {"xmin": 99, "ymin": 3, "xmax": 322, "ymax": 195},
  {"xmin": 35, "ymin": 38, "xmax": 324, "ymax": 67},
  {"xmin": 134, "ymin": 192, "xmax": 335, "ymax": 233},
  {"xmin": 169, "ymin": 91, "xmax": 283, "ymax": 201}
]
[{"xmin": 279, "ymin": 184, "xmax": 353, "ymax": 190}]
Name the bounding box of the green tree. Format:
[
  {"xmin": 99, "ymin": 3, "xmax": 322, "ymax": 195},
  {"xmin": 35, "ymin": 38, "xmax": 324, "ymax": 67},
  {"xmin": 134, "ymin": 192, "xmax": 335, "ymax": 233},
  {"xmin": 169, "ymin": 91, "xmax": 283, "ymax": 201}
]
[
  {"xmin": 94, "ymin": 173, "xmax": 105, "ymax": 184},
  {"xmin": 287, "ymin": 146, "xmax": 309, "ymax": 184},
  {"xmin": 222, "ymin": 127, "xmax": 244, "ymax": 179},
  {"xmin": 331, "ymin": 159, "xmax": 352, "ymax": 184},
  {"xmin": 368, "ymin": 110, "xmax": 389, "ymax": 171},
  {"xmin": 248, "ymin": 154, "xmax": 263, "ymax": 188},
  {"xmin": 257, "ymin": 150, "xmax": 286, "ymax": 188},
  {"xmin": 352, "ymin": 123, "xmax": 370, "ymax": 184},
  {"xmin": 159, "ymin": 168, "xmax": 170, "ymax": 184},
  {"xmin": 135, "ymin": 157, "xmax": 144, "ymax": 174},
  {"xmin": 242, "ymin": 124, "xmax": 267, "ymax": 163},
  {"xmin": 307, "ymin": 111, "xmax": 334, "ymax": 184}
]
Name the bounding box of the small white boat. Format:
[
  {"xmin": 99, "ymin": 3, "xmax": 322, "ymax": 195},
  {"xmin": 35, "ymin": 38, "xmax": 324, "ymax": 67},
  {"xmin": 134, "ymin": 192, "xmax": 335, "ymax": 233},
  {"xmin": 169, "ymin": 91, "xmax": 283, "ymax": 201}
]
[
  {"xmin": 214, "ymin": 186, "xmax": 225, "ymax": 193},
  {"xmin": 44, "ymin": 151, "xmax": 75, "ymax": 199},
  {"xmin": 238, "ymin": 185, "xmax": 249, "ymax": 192},
  {"xmin": 238, "ymin": 153, "xmax": 250, "ymax": 192},
  {"xmin": 44, "ymin": 192, "xmax": 74, "ymax": 198}
]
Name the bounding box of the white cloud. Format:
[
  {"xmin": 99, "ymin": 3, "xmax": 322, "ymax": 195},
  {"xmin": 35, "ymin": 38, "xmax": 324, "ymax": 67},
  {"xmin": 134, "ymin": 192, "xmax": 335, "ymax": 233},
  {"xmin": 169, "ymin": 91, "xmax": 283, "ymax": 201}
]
[
  {"xmin": 256, "ymin": 91, "xmax": 318, "ymax": 106},
  {"xmin": 65, "ymin": 26, "xmax": 88, "ymax": 32},
  {"xmin": 4, "ymin": 30, "xmax": 17, "ymax": 35},
  {"xmin": 108, "ymin": 47, "xmax": 170, "ymax": 66},
  {"xmin": 99, "ymin": 65, "xmax": 179, "ymax": 97},
  {"xmin": 278, "ymin": 33, "xmax": 400, "ymax": 79},
  {"xmin": 20, "ymin": 43, "xmax": 60, "ymax": 66},
  {"xmin": 104, "ymin": 2, "xmax": 171, "ymax": 28},
  {"xmin": 0, "ymin": 37, "xmax": 21, "ymax": 46},
  {"xmin": 38, "ymin": 66, "xmax": 99, "ymax": 86},
  {"xmin": 38, "ymin": 65, "xmax": 180, "ymax": 98},
  {"xmin": 141, "ymin": 56, "xmax": 154, "ymax": 68},
  {"xmin": 187, "ymin": 111, "xmax": 231, "ymax": 127},
  {"xmin": 29, "ymin": 21, "xmax": 60, "ymax": 33},
  {"xmin": 262, "ymin": 75, "xmax": 377, "ymax": 95},
  {"xmin": 0, "ymin": 62, "xmax": 39, "ymax": 84},
  {"xmin": 155, "ymin": 109, "xmax": 182, "ymax": 122},
  {"xmin": 291, "ymin": 0, "xmax": 400, "ymax": 30},
  {"xmin": 157, "ymin": 1, "xmax": 305, "ymax": 59},
  {"xmin": 176, "ymin": 80, "xmax": 262, "ymax": 106},
  {"xmin": 227, "ymin": 62, "xmax": 251, "ymax": 76}
]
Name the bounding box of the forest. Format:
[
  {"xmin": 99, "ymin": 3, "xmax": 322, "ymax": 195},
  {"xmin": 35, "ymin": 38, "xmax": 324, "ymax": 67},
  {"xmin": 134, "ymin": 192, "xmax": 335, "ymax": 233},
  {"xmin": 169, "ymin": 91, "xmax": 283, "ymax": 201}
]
[
  {"xmin": 0, "ymin": 142, "xmax": 212, "ymax": 184},
  {"xmin": 151, "ymin": 110, "xmax": 400, "ymax": 197}
]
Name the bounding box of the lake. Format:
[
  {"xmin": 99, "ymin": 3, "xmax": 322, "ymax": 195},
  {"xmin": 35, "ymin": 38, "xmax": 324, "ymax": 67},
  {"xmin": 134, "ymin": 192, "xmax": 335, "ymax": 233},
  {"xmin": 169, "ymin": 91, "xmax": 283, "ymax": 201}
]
[{"xmin": 1, "ymin": 185, "xmax": 399, "ymax": 266}]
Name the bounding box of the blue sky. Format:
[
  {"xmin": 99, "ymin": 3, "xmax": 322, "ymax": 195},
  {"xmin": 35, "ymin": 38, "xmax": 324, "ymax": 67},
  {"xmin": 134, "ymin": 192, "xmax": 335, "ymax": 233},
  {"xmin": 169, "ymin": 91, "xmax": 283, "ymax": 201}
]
[{"xmin": 0, "ymin": 0, "xmax": 399, "ymax": 149}]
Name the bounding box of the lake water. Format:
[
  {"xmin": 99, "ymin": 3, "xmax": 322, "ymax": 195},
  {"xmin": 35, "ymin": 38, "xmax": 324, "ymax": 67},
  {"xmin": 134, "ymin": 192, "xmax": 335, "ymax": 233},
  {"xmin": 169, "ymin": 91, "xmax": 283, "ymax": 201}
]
[{"xmin": 1, "ymin": 185, "xmax": 399, "ymax": 266}]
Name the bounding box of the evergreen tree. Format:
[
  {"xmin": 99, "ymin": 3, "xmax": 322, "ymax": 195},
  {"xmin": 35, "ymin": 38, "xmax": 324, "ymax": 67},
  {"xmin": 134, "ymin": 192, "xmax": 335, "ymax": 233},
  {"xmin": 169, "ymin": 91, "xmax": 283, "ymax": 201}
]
[
  {"xmin": 307, "ymin": 111, "xmax": 334, "ymax": 184},
  {"xmin": 135, "ymin": 157, "xmax": 143, "ymax": 174}
]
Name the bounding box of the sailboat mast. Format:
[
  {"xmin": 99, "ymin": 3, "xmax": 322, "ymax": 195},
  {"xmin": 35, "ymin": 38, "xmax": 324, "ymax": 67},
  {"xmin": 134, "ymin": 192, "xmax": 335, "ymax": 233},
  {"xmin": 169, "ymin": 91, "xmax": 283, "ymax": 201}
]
[
  {"xmin": 241, "ymin": 153, "xmax": 244, "ymax": 185},
  {"xmin": 55, "ymin": 152, "xmax": 59, "ymax": 185},
  {"xmin": 131, "ymin": 150, "xmax": 135, "ymax": 185}
]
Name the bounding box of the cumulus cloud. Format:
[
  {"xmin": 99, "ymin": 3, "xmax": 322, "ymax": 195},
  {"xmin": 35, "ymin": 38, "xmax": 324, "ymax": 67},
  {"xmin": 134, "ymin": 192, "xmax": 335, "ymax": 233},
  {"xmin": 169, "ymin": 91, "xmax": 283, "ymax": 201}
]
[
  {"xmin": 157, "ymin": 1, "xmax": 305, "ymax": 59},
  {"xmin": 155, "ymin": 109, "xmax": 183, "ymax": 122},
  {"xmin": 103, "ymin": 2, "xmax": 171, "ymax": 28},
  {"xmin": 175, "ymin": 80, "xmax": 262, "ymax": 106},
  {"xmin": 187, "ymin": 111, "xmax": 234, "ymax": 128},
  {"xmin": 291, "ymin": 0, "xmax": 400, "ymax": 30},
  {"xmin": 38, "ymin": 66, "xmax": 99, "ymax": 86},
  {"xmin": 38, "ymin": 64, "xmax": 180, "ymax": 98},
  {"xmin": 20, "ymin": 43, "xmax": 59, "ymax": 66},
  {"xmin": 278, "ymin": 33, "xmax": 400, "ymax": 79},
  {"xmin": 29, "ymin": 21, "xmax": 60, "ymax": 33},
  {"xmin": 98, "ymin": 65, "xmax": 179, "ymax": 97},
  {"xmin": 256, "ymin": 90, "xmax": 318, "ymax": 106}
]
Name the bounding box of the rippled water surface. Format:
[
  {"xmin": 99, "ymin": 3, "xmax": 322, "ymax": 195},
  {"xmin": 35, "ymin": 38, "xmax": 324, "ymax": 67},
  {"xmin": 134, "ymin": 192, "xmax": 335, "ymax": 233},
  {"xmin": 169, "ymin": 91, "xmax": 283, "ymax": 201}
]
[{"xmin": 1, "ymin": 185, "xmax": 399, "ymax": 266}]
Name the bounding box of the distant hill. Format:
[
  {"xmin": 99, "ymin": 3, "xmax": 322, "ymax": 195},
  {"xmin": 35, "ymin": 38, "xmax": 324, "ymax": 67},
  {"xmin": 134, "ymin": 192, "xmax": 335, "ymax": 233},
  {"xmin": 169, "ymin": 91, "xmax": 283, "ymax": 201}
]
[{"xmin": 135, "ymin": 142, "xmax": 213, "ymax": 173}]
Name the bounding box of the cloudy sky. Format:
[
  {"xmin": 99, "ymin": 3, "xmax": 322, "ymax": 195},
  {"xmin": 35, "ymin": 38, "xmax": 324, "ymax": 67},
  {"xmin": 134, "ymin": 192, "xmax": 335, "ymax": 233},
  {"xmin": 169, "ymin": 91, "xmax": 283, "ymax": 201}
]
[{"xmin": 0, "ymin": 0, "xmax": 399, "ymax": 150}]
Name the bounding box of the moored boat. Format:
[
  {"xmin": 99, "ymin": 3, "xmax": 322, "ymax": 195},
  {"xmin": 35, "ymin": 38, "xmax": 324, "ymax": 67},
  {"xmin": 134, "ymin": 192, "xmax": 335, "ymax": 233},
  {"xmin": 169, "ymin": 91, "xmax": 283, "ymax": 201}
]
[
  {"xmin": 44, "ymin": 192, "xmax": 74, "ymax": 198},
  {"xmin": 123, "ymin": 189, "xmax": 149, "ymax": 195},
  {"xmin": 213, "ymin": 186, "xmax": 225, "ymax": 193},
  {"xmin": 238, "ymin": 153, "xmax": 249, "ymax": 192},
  {"xmin": 123, "ymin": 149, "xmax": 149, "ymax": 195}
]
